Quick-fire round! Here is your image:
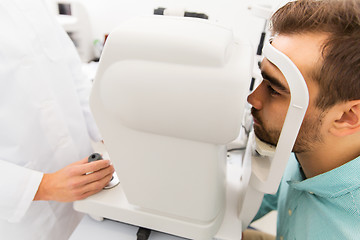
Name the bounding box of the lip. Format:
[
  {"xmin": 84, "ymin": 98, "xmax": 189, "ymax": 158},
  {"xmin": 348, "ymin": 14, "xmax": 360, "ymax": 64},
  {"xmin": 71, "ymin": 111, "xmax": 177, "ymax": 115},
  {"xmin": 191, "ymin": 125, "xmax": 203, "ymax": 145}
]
[
  {"xmin": 252, "ymin": 116, "xmax": 260, "ymax": 126},
  {"xmin": 250, "ymin": 108, "xmax": 261, "ymax": 126}
]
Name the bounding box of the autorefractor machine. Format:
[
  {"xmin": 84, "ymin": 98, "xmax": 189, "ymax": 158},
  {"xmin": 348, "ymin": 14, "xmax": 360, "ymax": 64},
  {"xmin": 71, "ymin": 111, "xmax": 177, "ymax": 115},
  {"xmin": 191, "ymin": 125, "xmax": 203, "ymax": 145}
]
[{"xmin": 74, "ymin": 15, "xmax": 309, "ymax": 240}]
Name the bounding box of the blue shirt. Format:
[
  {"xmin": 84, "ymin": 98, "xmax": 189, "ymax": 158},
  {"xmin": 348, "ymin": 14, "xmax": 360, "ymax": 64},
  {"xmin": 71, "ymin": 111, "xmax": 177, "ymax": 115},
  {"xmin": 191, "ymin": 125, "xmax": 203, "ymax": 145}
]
[{"xmin": 254, "ymin": 154, "xmax": 360, "ymax": 239}]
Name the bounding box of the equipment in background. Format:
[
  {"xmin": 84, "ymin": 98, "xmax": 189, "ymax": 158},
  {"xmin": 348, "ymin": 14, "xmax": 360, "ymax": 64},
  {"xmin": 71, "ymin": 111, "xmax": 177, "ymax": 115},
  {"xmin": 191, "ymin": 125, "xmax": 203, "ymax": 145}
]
[
  {"xmin": 56, "ymin": 1, "xmax": 94, "ymax": 62},
  {"xmin": 154, "ymin": 7, "xmax": 209, "ymax": 19}
]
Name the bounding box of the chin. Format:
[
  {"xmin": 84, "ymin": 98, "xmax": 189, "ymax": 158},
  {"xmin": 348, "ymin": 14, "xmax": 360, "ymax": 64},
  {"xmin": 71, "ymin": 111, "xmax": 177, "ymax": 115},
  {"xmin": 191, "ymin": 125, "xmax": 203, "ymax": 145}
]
[{"xmin": 254, "ymin": 129, "xmax": 278, "ymax": 147}]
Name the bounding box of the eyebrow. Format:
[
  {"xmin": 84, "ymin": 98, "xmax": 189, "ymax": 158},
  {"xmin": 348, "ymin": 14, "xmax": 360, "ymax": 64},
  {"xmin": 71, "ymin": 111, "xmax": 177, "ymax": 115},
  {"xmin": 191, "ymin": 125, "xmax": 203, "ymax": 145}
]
[{"xmin": 261, "ymin": 70, "xmax": 290, "ymax": 94}]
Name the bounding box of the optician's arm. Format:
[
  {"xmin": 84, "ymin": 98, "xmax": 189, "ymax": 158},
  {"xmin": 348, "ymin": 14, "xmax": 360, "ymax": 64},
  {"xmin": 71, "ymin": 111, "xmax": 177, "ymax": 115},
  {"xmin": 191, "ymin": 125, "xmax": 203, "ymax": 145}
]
[{"xmin": 0, "ymin": 160, "xmax": 43, "ymax": 222}]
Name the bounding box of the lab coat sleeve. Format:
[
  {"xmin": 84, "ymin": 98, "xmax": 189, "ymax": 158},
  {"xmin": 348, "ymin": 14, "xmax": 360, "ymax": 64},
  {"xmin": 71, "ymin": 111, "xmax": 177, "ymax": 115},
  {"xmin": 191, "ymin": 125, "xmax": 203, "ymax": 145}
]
[
  {"xmin": 0, "ymin": 160, "xmax": 43, "ymax": 222},
  {"xmin": 251, "ymin": 189, "xmax": 279, "ymax": 223}
]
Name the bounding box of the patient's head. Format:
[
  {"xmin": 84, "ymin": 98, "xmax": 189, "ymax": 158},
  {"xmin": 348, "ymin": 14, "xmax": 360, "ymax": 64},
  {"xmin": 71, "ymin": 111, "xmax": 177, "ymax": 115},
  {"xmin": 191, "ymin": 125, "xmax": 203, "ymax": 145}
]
[{"xmin": 248, "ymin": 0, "xmax": 360, "ymax": 162}]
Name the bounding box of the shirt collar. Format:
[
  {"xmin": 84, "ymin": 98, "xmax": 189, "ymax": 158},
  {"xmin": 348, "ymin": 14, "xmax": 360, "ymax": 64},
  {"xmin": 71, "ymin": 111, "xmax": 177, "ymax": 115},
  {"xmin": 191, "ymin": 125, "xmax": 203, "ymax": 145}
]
[{"xmin": 287, "ymin": 156, "xmax": 360, "ymax": 198}]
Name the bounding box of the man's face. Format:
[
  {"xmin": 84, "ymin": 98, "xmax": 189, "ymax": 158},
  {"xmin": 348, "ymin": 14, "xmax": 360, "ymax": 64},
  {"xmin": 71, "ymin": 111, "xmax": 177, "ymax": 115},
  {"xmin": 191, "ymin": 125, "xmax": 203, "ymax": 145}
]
[{"xmin": 247, "ymin": 34, "xmax": 328, "ymax": 153}]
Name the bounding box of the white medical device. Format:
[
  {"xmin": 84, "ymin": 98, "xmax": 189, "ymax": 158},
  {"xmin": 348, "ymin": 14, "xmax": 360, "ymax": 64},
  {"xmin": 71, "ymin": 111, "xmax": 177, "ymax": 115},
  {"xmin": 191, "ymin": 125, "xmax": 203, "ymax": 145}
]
[{"xmin": 74, "ymin": 15, "xmax": 309, "ymax": 240}]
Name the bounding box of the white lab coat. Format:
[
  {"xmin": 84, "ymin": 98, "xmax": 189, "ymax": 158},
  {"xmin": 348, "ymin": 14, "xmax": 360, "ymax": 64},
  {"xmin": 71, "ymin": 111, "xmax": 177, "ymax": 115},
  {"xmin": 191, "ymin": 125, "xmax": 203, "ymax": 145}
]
[{"xmin": 0, "ymin": 0, "xmax": 101, "ymax": 239}]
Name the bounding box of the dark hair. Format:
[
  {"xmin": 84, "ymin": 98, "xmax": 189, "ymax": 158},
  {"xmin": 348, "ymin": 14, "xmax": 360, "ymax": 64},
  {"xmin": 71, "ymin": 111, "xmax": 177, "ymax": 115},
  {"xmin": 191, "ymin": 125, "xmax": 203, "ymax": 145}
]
[{"xmin": 270, "ymin": 0, "xmax": 360, "ymax": 109}]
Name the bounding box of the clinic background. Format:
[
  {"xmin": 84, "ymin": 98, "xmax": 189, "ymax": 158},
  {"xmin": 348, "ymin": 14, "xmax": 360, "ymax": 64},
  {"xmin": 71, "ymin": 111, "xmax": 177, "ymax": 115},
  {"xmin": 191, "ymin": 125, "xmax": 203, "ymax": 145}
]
[{"xmin": 45, "ymin": 0, "xmax": 288, "ymax": 63}]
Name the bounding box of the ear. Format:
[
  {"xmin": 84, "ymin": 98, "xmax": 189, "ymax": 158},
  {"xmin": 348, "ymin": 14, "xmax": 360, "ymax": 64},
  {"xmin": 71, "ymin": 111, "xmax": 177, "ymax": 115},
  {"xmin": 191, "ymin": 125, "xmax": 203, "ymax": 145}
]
[{"xmin": 330, "ymin": 100, "xmax": 360, "ymax": 137}]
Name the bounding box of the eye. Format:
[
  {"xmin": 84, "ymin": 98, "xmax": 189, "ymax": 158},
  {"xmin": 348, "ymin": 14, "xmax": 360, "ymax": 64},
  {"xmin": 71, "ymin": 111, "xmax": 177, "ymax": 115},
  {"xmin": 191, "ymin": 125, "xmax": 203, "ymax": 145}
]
[{"xmin": 266, "ymin": 84, "xmax": 280, "ymax": 96}]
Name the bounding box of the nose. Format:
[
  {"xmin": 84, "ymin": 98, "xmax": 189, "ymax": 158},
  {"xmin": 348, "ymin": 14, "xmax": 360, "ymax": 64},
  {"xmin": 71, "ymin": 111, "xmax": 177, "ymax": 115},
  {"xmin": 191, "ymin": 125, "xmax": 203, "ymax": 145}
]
[{"xmin": 247, "ymin": 84, "xmax": 263, "ymax": 110}]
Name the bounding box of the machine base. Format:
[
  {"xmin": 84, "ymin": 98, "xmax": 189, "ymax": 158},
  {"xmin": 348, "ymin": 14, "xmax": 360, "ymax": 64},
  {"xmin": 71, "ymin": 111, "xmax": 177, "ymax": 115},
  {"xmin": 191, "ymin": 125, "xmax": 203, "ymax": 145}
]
[{"xmin": 74, "ymin": 152, "xmax": 244, "ymax": 240}]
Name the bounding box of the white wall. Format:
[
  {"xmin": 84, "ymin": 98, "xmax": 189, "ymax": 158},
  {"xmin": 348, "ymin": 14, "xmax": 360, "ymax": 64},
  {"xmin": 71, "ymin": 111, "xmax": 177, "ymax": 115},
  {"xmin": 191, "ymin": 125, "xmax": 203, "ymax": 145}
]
[{"xmin": 50, "ymin": 0, "xmax": 287, "ymax": 53}]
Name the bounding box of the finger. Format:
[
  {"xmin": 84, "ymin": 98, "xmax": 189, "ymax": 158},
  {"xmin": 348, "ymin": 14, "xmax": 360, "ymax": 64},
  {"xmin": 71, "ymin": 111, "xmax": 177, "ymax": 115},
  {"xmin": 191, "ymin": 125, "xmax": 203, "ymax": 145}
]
[
  {"xmin": 70, "ymin": 154, "xmax": 105, "ymax": 167},
  {"xmin": 67, "ymin": 165, "xmax": 114, "ymax": 190},
  {"xmin": 78, "ymin": 159, "xmax": 111, "ymax": 175},
  {"xmin": 79, "ymin": 172, "xmax": 114, "ymax": 195},
  {"xmin": 82, "ymin": 165, "xmax": 115, "ymax": 184}
]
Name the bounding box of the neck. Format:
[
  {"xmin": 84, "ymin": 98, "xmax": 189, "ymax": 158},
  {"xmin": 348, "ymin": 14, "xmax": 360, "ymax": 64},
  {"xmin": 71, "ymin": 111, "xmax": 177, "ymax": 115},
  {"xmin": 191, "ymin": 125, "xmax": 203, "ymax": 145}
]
[{"xmin": 296, "ymin": 140, "xmax": 360, "ymax": 178}]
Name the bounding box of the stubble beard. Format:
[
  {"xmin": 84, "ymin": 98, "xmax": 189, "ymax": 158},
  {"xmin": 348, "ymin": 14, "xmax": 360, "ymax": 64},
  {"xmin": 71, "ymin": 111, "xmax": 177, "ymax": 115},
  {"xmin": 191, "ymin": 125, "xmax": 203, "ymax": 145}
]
[{"xmin": 251, "ymin": 107, "xmax": 324, "ymax": 153}]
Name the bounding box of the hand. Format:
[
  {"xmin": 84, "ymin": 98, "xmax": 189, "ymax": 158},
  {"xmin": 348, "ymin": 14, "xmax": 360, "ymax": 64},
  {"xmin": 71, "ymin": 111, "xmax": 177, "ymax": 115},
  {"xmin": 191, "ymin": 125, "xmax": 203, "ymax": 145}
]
[{"xmin": 34, "ymin": 157, "xmax": 115, "ymax": 202}]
